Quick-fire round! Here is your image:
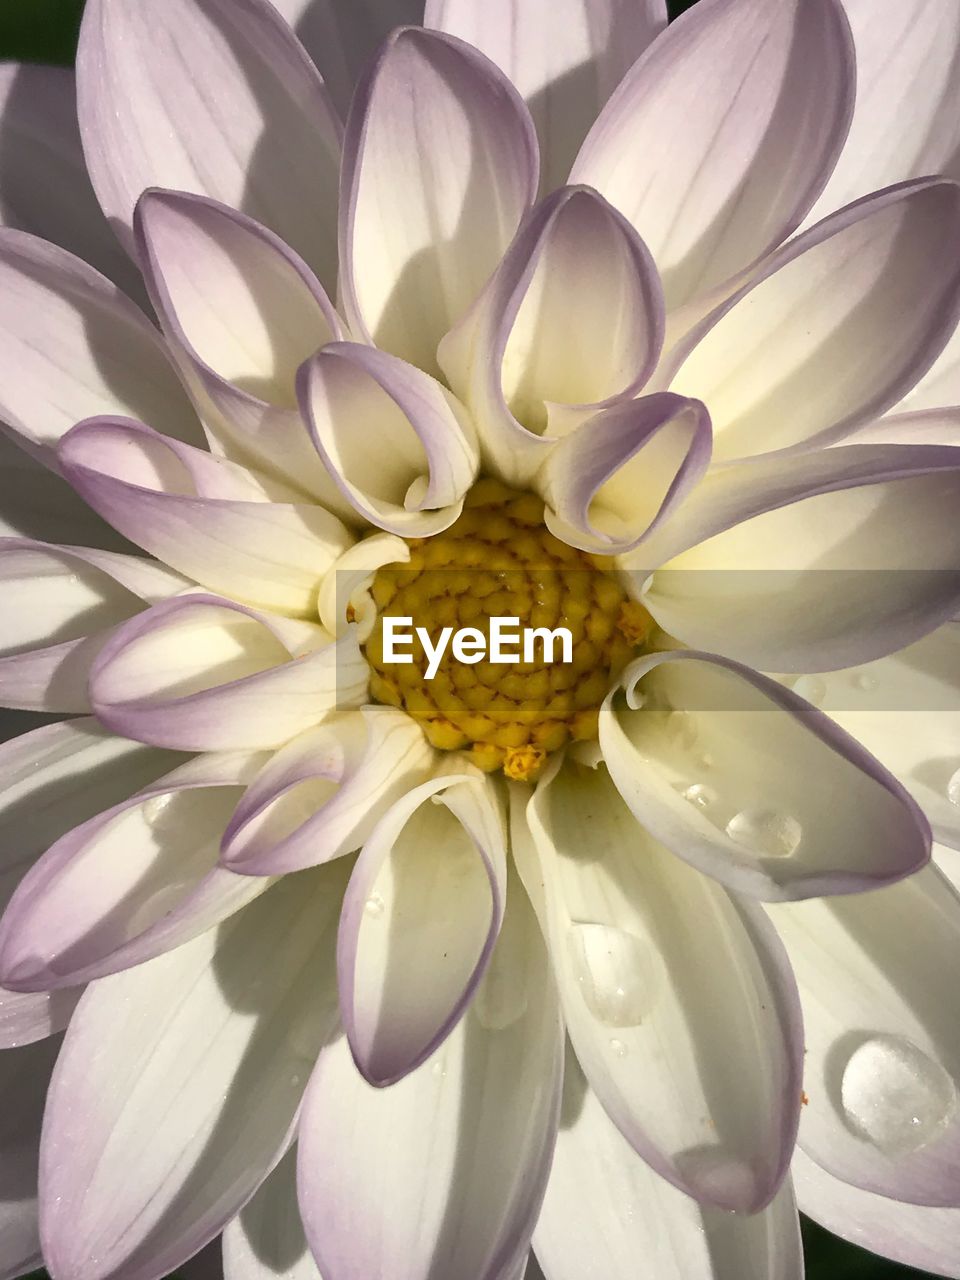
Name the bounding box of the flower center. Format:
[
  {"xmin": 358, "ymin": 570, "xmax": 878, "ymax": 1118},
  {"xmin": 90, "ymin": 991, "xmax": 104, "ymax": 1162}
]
[{"xmin": 363, "ymin": 480, "xmax": 651, "ymax": 782}]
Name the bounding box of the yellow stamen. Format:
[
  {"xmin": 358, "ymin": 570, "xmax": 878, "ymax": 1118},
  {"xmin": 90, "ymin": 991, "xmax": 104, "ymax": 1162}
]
[{"xmin": 364, "ymin": 485, "xmax": 651, "ymax": 777}]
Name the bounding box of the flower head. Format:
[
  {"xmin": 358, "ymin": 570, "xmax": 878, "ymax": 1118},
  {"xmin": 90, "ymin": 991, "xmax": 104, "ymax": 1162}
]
[{"xmin": 2, "ymin": 1, "xmax": 960, "ymax": 1278}]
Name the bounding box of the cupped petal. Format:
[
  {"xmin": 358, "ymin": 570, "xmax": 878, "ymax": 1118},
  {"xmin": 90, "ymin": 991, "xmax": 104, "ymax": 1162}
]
[
  {"xmin": 0, "ymin": 1035, "xmax": 61, "ymax": 1280},
  {"xmin": 39, "ymin": 867, "xmax": 347, "ymax": 1280},
  {"xmin": 0, "ymin": 986, "xmax": 79, "ymax": 1050},
  {"xmin": 57, "ymin": 417, "xmax": 352, "ymax": 617},
  {"xmin": 89, "ymin": 594, "xmax": 367, "ymax": 751},
  {"xmin": 632, "ymin": 442, "xmax": 960, "ymax": 672},
  {"xmin": 134, "ymin": 190, "xmax": 349, "ymax": 504},
  {"xmin": 783, "ymin": 622, "xmax": 960, "ymax": 852},
  {"xmin": 515, "ymin": 759, "xmax": 803, "ymax": 1213},
  {"xmin": 793, "ymin": 1146, "xmax": 960, "ymax": 1279},
  {"xmin": 0, "ymin": 64, "xmax": 141, "ymax": 295},
  {"xmin": 804, "ymin": 0, "xmax": 960, "ymax": 226},
  {"xmin": 534, "ymin": 1042, "xmax": 803, "ymax": 1280},
  {"xmin": 666, "ymin": 180, "xmax": 960, "ymax": 459},
  {"xmin": 316, "ymin": 533, "xmax": 410, "ymax": 641},
  {"xmin": 221, "ymin": 706, "xmax": 433, "ymax": 875},
  {"xmin": 222, "ymin": 1147, "xmax": 318, "ymax": 1280},
  {"xmin": 424, "ymin": 0, "xmax": 666, "ymax": 194},
  {"xmin": 599, "ymin": 651, "xmax": 930, "ymax": 901},
  {"xmin": 0, "ymin": 230, "xmax": 201, "ymax": 456},
  {"xmin": 268, "ymin": 0, "xmax": 423, "ymax": 120},
  {"xmin": 297, "ymin": 871, "xmax": 563, "ymax": 1280},
  {"xmin": 298, "ymin": 343, "xmax": 479, "ymax": 534},
  {"xmin": 77, "ymin": 0, "xmax": 342, "ymax": 292},
  {"xmin": 337, "ymin": 772, "xmax": 506, "ymax": 1085},
  {"xmin": 0, "ymin": 537, "xmax": 188, "ymax": 712},
  {"xmin": 340, "ymin": 26, "xmax": 539, "ymax": 376},
  {"xmin": 570, "ymin": 0, "xmax": 855, "ymax": 310},
  {"xmin": 0, "ymin": 717, "xmax": 182, "ymax": 926},
  {"xmin": 540, "ymin": 393, "xmax": 711, "ymax": 554},
  {"xmin": 0, "ymin": 751, "xmax": 270, "ymax": 993},
  {"xmin": 770, "ymin": 862, "xmax": 960, "ymax": 1206},
  {"xmin": 439, "ymin": 185, "xmax": 664, "ymax": 486}
]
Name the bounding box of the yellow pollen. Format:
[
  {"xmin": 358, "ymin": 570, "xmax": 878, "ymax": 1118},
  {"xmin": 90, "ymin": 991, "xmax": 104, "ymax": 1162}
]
[{"xmin": 364, "ymin": 482, "xmax": 652, "ymax": 781}]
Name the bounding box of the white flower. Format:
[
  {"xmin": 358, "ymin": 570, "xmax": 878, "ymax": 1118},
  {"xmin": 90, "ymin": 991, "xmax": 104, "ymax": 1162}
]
[{"xmin": 1, "ymin": 1, "xmax": 960, "ymax": 1278}]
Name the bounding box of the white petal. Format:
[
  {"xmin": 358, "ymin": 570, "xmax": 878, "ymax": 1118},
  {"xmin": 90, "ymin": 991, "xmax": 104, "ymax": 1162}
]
[
  {"xmin": 0, "ymin": 432, "xmax": 126, "ymax": 548},
  {"xmin": 770, "ymin": 863, "xmax": 960, "ymax": 1205},
  {"xmin": 77, "ymin": 0, "xmax": 342, "ymax": 292},
  {"xmin": 516, "ymin": 759, "xmax": 803, "ymax": 1212},
  {"xmin": 0, "ymin": 231, "xmax": 201, "ymax": 455},
  {"xmin": 222, "ymin": 1147, "xmax": 318, "ymax": 1280},
  {"xmin": 599, "ymin": 651, "xmax": 930, "ymax": 900},
  {"xmin": 0, "ymin": 751, "xmax": 269, "ymax": 992},
  {"xmin": 221, "ymin": 706, "xmax": 434, "ymax": 875},
  {"xmin": 297, "ymin": 871, "xmax": 563, "ymax": 1280},
  {"xmin": 0, "ymin": 986, "xmax": 79, "ymax": 1050},
  {"xmin": 534, "ymin": 1042, "xmax": 803, "ymax": 1280},
  {"xmin": 667, "ymin": 180, "xmax": 960, "ymax": 458},
  {"xmin": 40, "ymin": 866, "xmax": 348, "ymax": 1280},
  {"xmin": 424, "ymin": 0, "xmax": 666, "ymax": 193},
  {"xmin": 340, "ymin": 27, "xmax": 538, "ymax": 376},
  {"xmin": 337, "ymin": 773, "xmax": 506, "ymax": 1085},
  {"xmin": 0, "ymin": 1035, "xmax": 61, "ymax": 1280},
  {"xmin": 804, "ymin": 0, "xmax": 960, "ymax": 225},
  {"xmin": 58, "ymin": 417, "xmax": 353, "ymax": 617},
  {"xmin": 571, "ymin": 0, "xmax": 854, "ymax": 309},
  {"xmin": 89, "ymin": 595, "xmax": 367, "ymax": 751}
]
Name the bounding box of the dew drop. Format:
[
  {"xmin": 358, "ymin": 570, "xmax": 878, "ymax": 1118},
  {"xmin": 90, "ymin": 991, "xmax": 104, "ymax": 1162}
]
[
  {"xmin": 364, "ymin": 894, "xmax": 385, "ymax": 918},
  {"xmin": 725, "ymin": 809, "xmax": 802, "ymax": 858},
  {"xmin": 142, "ymin": 794, "xmax": 173, "ymax": 828},
  {"xmin": 680, "ymin": 782, "xmax": 716, "ymax": 810},
  {"xmin": 853, "ymin": 671, "xmax": 879, "ymax": 693},
  {"xmin": 431, "ymin": 1059, "xmax": 446, "ymax": 1079},
  {"xmin": 840, "ymin": 1034, "xmax": 957, "ymax": 1155},
  {"xmin": 947, "ymin": 768, "xmax": 960, "ymax": 809},
  {"xmin": 790, "ymin": 676, "xmax": 827, "ymax": 707},
  {"xmin": 610, "ymin": 1038, "xmax": 628, "ymax": 1059},
  {"xmin": 567, "ymin": 922, "xmax": 658, "ymax": 1028}
]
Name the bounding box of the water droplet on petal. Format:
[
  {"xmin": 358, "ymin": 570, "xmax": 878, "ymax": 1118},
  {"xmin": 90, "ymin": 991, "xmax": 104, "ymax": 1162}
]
[
  {"xmin": 947, "ymin": 768, "xmax": 960, "ymax": 809},
  {"xmin": 142, "ymin": 794, "xmax": 173, "ymax": 828},
  {"xmin": 364, "ymin": 894, "xmax": 385, "ymax": 918},
  {"xmin": 431, "ymin": 1059, "xmax": 446, "ymax": 1079},
  {"xmin": 567, "ymin": 922, "xmax": 658, "ymax": 1028},
  {"xmin": 610, "ymin": 1038, "xmax": 628, "ymax": 1059},
  {"xmin": 791, "ymin": 676, "xmax": 827, "ymax": 707},
  {"xmin": 680, "ymin": 782, "xmax": 716, "ymax": 810},
  {"xmin": 725, "ymin": 809, "xmax": 802, "ymax": 858},
  {"xmin": 840, "ymin": 1034, "xmax": 957, "ymax": 1155},
  {"xmin": 853, "ymin": 671, "xmax": 879, "ymax": 692}
]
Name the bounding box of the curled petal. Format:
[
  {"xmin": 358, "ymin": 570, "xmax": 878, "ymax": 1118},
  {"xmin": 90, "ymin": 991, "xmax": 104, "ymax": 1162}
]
[
  {"xmin": 571, "ymin": 0, "xmax": 855, "ymax": 309},
  {"xmin": 297, "ymin": 873, "xmax": 563, "ymax": 1280},
  {"xmin": 0, "ymin": 230, "xmax": 201, "ymax": 456},
  {"xmin": 0, "ymin": 538, "xmax": 187, "ymax": 712},
  {"xmin": 89, "ymin": 594, "xmax": 367, "ymax": 751},
  {"xmin": 599, "ymin": 651, "xmax": 931, "ymax": 900},
  {"xmin": 534, "ymin": 1043, "xmax": 803, "ymax": 1280},
  {"xmin": 804, "ymin": 0, "xmax": 960, "ymax": 224},
  {"xmin": 317, "ymin": 534, "xmax": 410, "ymax": 640},
  {"xmin": 425, "ymin": 0, "xmax": 666, "ymax": 194},
  {"xmin": 771, "ymin": 863, "xmax": 960, "ymax": 1207},
  {"xmin": 298, "ymin": 343, "xmax": 479, "ymax": 535},
  {"xmin": 667, "ymin": 180, "xmax": 960, "ymax": 459},
  {"xmin": 340, "ymin": 26, "xmax": 539, "ymax": 375},
  {"xmin": 221, "ymin": 706, "xmax": 434, "ymax": 875},
  {"xmin": 631, "ymin": 442, "xmax": 960, "ymax": 672},
  {"xmin": 515, "ymin": 762, "xmax": 802, "ymax": 1213},
  {"xmin": 0, "ymin": 751, "xmax": 270, "ymax": 993},
  {"xmin": 58, "ymin": 417, "xmax": 352, "ymax": 617},
  {"xmin": 337, "ymin": 773, "xmax": 507, "ymax": 1086},
  {"xmin": 39, "ymin": 868, "xmax": 347, "ymax": 1280},
  {"xmin": 540, "ymin": 393, "xmax": 711, "ymax": 553},
  {"xmin": 0, "ymin": 64, "xmax": 140, "ymax": 294},
  {"xmin": 440, "ymin": 185, "xmax": 664, "ymax": 485},
  {"xmin": 77, "ymin": 0, "xmax": 342, "ymax": 291},
  {"xmin": 135, "ymin": 190, "xmax": 348, "ymax": 505}
]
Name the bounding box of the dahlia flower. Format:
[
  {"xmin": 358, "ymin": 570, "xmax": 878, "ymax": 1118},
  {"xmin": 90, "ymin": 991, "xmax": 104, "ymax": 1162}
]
[{"xmin": 2, "ymin": 0, "xmax": 960, "ymax": 1277}]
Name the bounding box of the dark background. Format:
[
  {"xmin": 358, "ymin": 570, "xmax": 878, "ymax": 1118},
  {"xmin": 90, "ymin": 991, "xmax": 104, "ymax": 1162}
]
[{"xmin": 0, "ymin": 0, "xmax": 944, "ymax": 1277}]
